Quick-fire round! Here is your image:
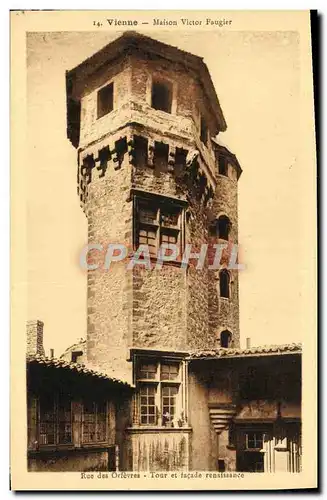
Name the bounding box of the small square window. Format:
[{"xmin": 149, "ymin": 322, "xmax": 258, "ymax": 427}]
[
  {"xmin": 246, "ymin": 432, "xmax": 263, "ymax": 450},
  {"xmin": 151, "ymin": 80, "xmax": 172, "ymax": 113},
  {"xmin": 97, "ymin": 82, "xmax": 114, "ymax": 118},
  {"xmin": 71, "ymin": 351, "xmax": 83, "ymax": 363}
]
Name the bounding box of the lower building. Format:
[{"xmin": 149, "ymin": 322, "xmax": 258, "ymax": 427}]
[
  {"xmin": 26, "ymin": 321, "xmax": 301, "ymax": 473},
  {"xmin": 26, "ymin": 338, "xmax": 132, "ymax": 472}
]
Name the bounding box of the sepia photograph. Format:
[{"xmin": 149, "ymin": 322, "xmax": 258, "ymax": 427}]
[{"xmin": 11, "ymin": 10, "xmax": 317, "ymax": 490}]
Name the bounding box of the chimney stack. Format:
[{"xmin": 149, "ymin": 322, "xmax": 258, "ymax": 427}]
[
  {"xmin": 50, "ymin": 348, "xmax": 54, "ymax": 358},
  {"xmin": 27, "ymin": 320, "xmax": 45, "ymax": 356},
  {"xmin": 246, "ymin": 337, "xmax": 251, "ymax": 349}
]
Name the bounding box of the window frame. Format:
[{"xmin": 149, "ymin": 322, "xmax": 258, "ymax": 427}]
[
  {"xmin": 35, "ymin": 394, "xmax": 108, "ymax": 450},
  {"xmin": 97, "ymin": 82, "xmax": 114, "ymax": 119},
  {"xmin": 82, "ymin": 400, "xmax": 108, "ymax": 445},
  {"xmin": 151, "ymin": 78, "xmax": 173, "ymax": 114},
  {"xmin": 133, "ymin": 193, "xmax": 186, "ymax": 264},
  {"xmin": 135, "ymin": 358, "xmax": 183, "ymax": 427},
  {"xmin": 38, "ymin": 394, "xmax": 73, "ymax": 447},
  {"xmin": 245, "ymin": 432, "xmax": 264, "ymax": 451}
]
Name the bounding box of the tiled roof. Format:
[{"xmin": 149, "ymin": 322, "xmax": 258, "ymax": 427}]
[
  {"xmin": 27, "ymin": 354, "xmax": 132, "ymax": 387},
  {"xmin": 188, "ymin": 343, "xmax": 302, "ymax": 360}
]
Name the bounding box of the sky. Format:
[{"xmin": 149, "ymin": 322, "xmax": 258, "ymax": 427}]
[{"xmin": 26, "ymin": 29, "xmax": 309, "ymax": 356}]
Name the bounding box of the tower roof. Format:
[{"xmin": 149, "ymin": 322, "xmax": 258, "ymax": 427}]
[{"xmin": 66, "ymin": 31, "xmax": 227, "ymax": 147}]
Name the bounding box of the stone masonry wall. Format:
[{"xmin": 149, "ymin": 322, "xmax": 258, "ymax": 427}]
[
  {"xmin": 27, "ymin": 320, "xmax": 45, "ymax": 356},
  {"xmin": 208, "ymin": 173, "xmax": 240, "ymax": 348},
  {"xmin": 79, "ymin": 57, "xmax": 132, "ymax": 149},
  {"xmin": 76, "ymin": 47, "xmax": 240, "ymax": 370},
  {"xmin": 185, "ymin": 198, "xmax": 210, "ymax": 349},
  {"xmin": 132, "ymin": 266, "xmax": 187, "ymax": 350},
  {"xmin": 85, "ymin": 149, "xmax": 133, "ymax": 381}
]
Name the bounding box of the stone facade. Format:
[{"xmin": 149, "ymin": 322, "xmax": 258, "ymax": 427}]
[
  {"xmin": 61, "ymin": 32, "xmax": 302, "ymax": 474},
  {"xmin": 66, "ymin": 32, "xmax": 241, "ymax": 380}
]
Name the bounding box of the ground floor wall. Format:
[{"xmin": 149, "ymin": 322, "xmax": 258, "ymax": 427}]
[
  {"xmin": 28, "ymin": 447, "xmax": 117, "ymax": 472},
  {"xmin": 187, "ymin": 370, "xmax": 216, "ymax": 470},
  {"xmin": 126, "ymin": 430, "xmax": 191, "ymax": 471}
]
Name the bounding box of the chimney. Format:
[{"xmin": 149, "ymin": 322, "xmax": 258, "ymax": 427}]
[
  {"xmin": 50, "ymin": 348, "xmax": 54, "ymax": 358},
  {"xmin": 246, "ymin": 337, "xmax": 251, "ymax": 349},
  {"xmin": 27, "ymin": 320, "xmax": 45, "ymax": 356}
]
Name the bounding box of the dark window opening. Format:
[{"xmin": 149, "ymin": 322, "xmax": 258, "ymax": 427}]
[
  {"xmin": 218, "ymin": 459, "xmax": 226, "ymax": 472},
  {"xmin": 218, "ymin": 215, "xmax": 231, "ymax": 241},
  {"xmin": 200, "ymin": 116, "xmax": 208, "ymax": 145},
  {"xmin": 151, "ymin": 80, "xmax": 172, "ymax": 113},
  {"xmin": 71, "ymin": 351, "xmax": 83, "ymax": 363},
  {"xmin": 219, "ymin": 269, "xmax": 230, "ymax": 298},
  {"xmin": 154, "ymin": 142, "xmax": 169, "ymax": 169},
  {"xmin": 97, "ymin": 82, "xmax": 114, "ymax": 119},
  {"xmin": 220, "ymin": 330, "xmax": 232, "ymax": 348},
  {"xmin": 219, "ymin": 156, "xmax": 228, "ymax": 176}
]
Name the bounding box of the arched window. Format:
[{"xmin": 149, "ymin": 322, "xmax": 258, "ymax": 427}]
[
  {"xmin": 220, "ymin": 330, "xmax": 232, "ymax": 348},
  {"xmin": 219, "ymin": 269, "xmax": 230, "ymax": 298},
  {"xmin": 218, "ymin": 215, "xmax": 231, "ymax": 241}
]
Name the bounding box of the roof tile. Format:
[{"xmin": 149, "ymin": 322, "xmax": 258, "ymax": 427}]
[{"xmin": 27, "ymin": 354, "xmax": 132, "ymax": 387}]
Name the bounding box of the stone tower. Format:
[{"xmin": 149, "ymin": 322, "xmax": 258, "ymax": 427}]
[{"xmin": 66, "ymin": 32, "xmax": 242, "ymax": 381}]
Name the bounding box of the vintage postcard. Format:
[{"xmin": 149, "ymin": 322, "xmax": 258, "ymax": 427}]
[{"xmin": 11, "ymin": 10, "xmax": 317, "ymax": 490}]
